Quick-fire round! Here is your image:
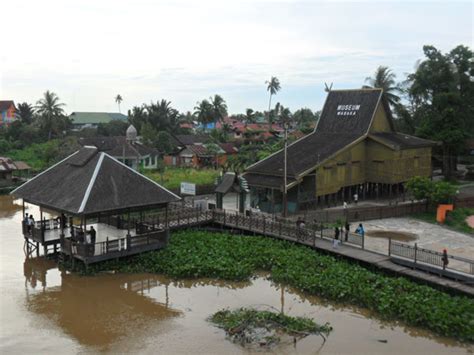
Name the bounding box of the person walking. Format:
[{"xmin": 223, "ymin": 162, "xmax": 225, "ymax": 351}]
[
  {"xmin": 353, "ymin": 193, "xmax": 358, "ymax": 205},
  {"xmin": 333, "ymin": 227, "xmax": 340, "ymax": 248},
  {"xmin": 355, "ymin": 223, "xmax": 365, "ymax": 237},
  {"xmin": 345, "ymin": 221, "xmax": 350, "ymax": 242}
]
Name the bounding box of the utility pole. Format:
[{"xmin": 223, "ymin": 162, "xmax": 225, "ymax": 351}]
[{"xmin": 283, "ymin": 122, "xmax": 288, "ymax": 217}]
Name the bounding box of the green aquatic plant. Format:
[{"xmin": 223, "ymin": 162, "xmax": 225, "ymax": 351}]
[{"xmin": 88, "ymin": 230, "xmax": 474, "ymax": 342}]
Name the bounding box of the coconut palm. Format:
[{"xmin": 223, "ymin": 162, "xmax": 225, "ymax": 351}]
[
  {"xmin": 245, "ymin": 108, "xmax": 256, "ymax": 125},
  {"xmin": 16, "ymin": 102, "xmax": 35, "ymax": 124},
  {"xmin": 365, "ymin": 66, "xmax": 401, "ymax": 107},
  {"xmin": 266, "ymin": 76, "xmax": 281, "ymax": 127},
  {"xmin": 210, "ymin": 94, "xmax": 228, "ymax": 124},
  {"xmin": 115, "ymin": 94, "xmax": 123, "ymax": 113},
  {"xmin": 36, "ymin": 90, "xmax": 66, "ymax": 140},
  {"xmin": 194, "ymin": 99, "xmax": 214, "ymax": 129}
]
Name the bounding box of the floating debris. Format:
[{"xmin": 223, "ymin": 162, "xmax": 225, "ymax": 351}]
[{"xmin": 209, "ymin": 307, "xmax": 332, "ymax": 350}]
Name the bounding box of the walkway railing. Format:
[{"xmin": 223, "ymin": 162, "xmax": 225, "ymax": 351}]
[{"xmin": 390, "ymin": 241, "xmax": 474, "ymax": 275}]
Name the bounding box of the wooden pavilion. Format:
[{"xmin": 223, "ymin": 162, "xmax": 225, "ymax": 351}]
[
  {"xmin": 11, "ymin": 146, "xmax": 180, "ymax": 265},
  {"xmin": 244, "ymin": 89, "xmax": 437, "ymax": 213}
]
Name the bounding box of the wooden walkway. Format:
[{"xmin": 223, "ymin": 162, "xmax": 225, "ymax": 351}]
[{"xmin": 207, "ymin": 210, "xmax": 474, "ymax": 297}]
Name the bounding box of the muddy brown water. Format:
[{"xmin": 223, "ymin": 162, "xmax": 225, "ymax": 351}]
[{"xmin": 0, "ymin": 195, "xmax": 472, "ymax": 354}]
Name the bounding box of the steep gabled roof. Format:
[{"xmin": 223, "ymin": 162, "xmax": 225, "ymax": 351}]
[
  {"xmin": 11, "ymin": 147, "xmax": 179, "ymax": 215},
  {"xmin": 315, "ymin": 89, "xmax": 382, "ymax": 135},
  {"xmin": 174, "ymin": 134, "xmax": 210, "ymax": 145}
]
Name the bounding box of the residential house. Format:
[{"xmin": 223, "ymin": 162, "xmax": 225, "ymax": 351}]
[
  {"xmin": 0, "ymin": 157, "xmax": 30, "ymax": 187},
  {"xmin": 79, "ymin": 125, "xmax": 159, "ymax": 170},
  {"xmin": 0, "ymin": 101, "xmax": 17, "ymax": 127}
]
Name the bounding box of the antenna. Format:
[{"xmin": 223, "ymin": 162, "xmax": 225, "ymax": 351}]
[{"xmin": 324, "ymin": 82, "xmax": 333, "ymax": 92}]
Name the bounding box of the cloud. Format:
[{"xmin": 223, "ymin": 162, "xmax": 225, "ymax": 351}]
[{"xmin": 1, "ymin": 0, "xmax": 472, "ymax": 114}]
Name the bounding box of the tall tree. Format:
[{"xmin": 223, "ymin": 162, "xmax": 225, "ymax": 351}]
[
  {"xmin": 128, "ymin": 105, "xmax": 146, "ymax": 133},
  {"xmin": 244, "ymin": 108, "xmax": 256, "ymax": 124},
  {"xmin": 194, "ymin": 99, "xmax": 214, "ymax": 128},
  {"xmin": 405, "ymin": 45, "xmax": 473, "ymax": 179},
  {"xmin": 266, "ymin": 76, "xmax": 281, "ymax": 127},
  {"xmin": 210, "ymin": 94, "xmax": 228, "ymax": 124},
  {"xmin": 365, "ymin": 66, "xmax": 401, "ymax": 107},
  {"xmin": 115, "ymin": 94, "xmax": 123, "ymax": 113},
  {"xmin": 35, "ymin": 90, "xmax": 67, "ymax": 140},
  {"xmin": 16, "ymin": 102, "xmax": 35, "ymax": 124},
  {"xmin": 147, "ymin": 99, "xmax": 179, "ymax": 132}
]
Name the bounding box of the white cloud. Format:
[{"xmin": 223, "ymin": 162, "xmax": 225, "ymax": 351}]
[{"xmin": 1, "ymin": 0, "xmax": 472, "ymax": 113}]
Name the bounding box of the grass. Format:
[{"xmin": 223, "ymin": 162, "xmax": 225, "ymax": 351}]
[
  {"xmin": 413, "ymin": 208, "xmax": 474, "ymax": 234},
  {"xmin": 143, "ymin": 167, "xmax": 220, "ymax": 190},
  {"xmin": 85, "ymin": 230, "xmax": 474, "ymax": 342}
]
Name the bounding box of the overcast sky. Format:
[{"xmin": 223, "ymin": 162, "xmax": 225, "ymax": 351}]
[{"xmin": 2, "ymin": 0, "xmax": 472, "ymax": 115}]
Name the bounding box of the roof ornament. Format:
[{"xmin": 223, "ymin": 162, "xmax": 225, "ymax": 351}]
[
  {"xmin": 126, "ymin": 124, "xmax": 137, "ymax": 143},
  {"xmin": 324, "ymin": 82, "xmax": 333, "ymax": 92}
]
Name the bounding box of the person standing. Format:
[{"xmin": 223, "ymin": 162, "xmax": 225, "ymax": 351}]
[
  {"xmin": 442, "ymin": 249, "xmax": 449, "ymax": 270},
  {"xmin": 353, "ymin": 193, "xmax": 358, "ymax": 205},
  {"xmin": 355, "ymin": 223, "xmax": 364, "ymax": 237},
  {"xmin": 345, "ymin": 221, "xmax": 350, "ymax": 241},
  {"xmin": 28, "ymin": 215, "xmax": 35, "ymax": 234}
]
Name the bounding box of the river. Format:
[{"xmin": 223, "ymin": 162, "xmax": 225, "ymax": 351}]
[{"xmin": 0, "ymin": 195, "xmax": 471, "ymax": 354}]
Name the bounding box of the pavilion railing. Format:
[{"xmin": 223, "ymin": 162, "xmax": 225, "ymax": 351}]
[{"xmin": 61, "ymin": 229, "xmax": 168, "ymax": 260}]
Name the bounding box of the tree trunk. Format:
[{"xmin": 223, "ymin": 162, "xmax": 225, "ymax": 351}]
[{"xmin": 268, "ymin": 94, "xmax": 272, "ymax": 130}]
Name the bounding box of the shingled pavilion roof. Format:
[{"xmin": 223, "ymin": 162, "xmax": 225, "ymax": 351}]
[{"xmin": 11, "ymin": 146, "xmax": 180, "ymax": 215}]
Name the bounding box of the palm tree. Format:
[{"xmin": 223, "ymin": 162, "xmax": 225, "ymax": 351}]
[
  {"xmin": 245, "ymin": 108, "xmax": 255, "ymax": 125},
  {"xmin": 115, "ymin": 94, "xmax": 123, "ymax": 113},
  {"xmin": 210, "ymin": 94, "xmax": 228, "ymax": 125},
  {"xmin": 266, "ymin": 76, "xmax": 281, "ymax": 127},
  {"xmin": 365, "ymin": 66, "xmax": 400, "ymax": 107},
  {"xmin": 16, "ymin": 102, "xmax": 35, "ymax": 124},
  {"xmin": 194, "ymin": 99, "xmax": 214, "ymax": 129},
  {"xmin": 36, "ymin": 90, "xmax": 66, "ymax": 140}
]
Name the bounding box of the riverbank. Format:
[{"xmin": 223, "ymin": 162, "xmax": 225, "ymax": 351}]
[{"xmin": 83, "ymin": 230, "xmax": 474, "ymax": 342}]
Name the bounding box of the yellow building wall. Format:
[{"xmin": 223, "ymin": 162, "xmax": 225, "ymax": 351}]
[
  {"xmin": 366, "ymin": 140, "xmax": 432, "ymax": 184},
  {"xmin": 369, "ymin": 103, "xmax": 392, "ymax": 133},
  {"xmin": 315, "ymin": 140, "xmax": 366, "ymax": 196}
]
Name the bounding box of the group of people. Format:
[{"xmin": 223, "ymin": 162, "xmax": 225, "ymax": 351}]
[
  {"xmin": 333, "ymin": 222, "xmax": 364, "ymax": 248},
  {"xmin": 23, "ymin": 214, "xmax": 36, "ymax": 233}
]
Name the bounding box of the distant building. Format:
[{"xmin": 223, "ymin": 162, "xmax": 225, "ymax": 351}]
[
  {"xmin": 79, "ymin": 125, "xmax": 159, "ymax": 170},
  {"xmin": 0, "ymin": 101, "xmax": 17, "ymax": 127},
  {"xmin": 245, "ymin": 88, "xmax": 437, "ymax": 214},
  {"xmin": 70, "ymin": 112, "xmax": 128, "ymax": 130},
  {"xmin": 0, "ymin": 157, "xmax": 30, "ymax": 187},
  {"xmin": 162, "ymin": 134, "xmax": 238, "ymax": 168}
]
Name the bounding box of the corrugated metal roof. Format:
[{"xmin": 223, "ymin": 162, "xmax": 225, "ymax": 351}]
[{"xmin": 70, "ymin": 112, "xmax": 128, "ymax": 125}]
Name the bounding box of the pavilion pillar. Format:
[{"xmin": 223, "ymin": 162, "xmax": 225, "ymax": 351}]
[
  {"xmin": 165, "ymin": 205, "xmax": 169, "ymax": 229},
  {"xmin": 127, "ymin": 209, "xmax": 131, "ymax": 236},
  {"xmin": 22, "ymin": 200, "xmax": 25, "ymax": 219}
]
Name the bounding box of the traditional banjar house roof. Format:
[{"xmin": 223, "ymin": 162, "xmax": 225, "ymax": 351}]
[
  {"xmin": 70, "ymin": 112, "xmax": 128, "ymax": 130},
  {"xmin": 11, "ymin": 146, "xmax": 180, "ymax": 265},
  {"xmin": 244, "ymin": 88, "xmax": 437, "ymax": 214}
]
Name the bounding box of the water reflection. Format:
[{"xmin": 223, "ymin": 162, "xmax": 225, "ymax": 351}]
[
  {"xmin": 0, "ymin": 195, "xmax": 22, "ymax": 219},
  {"xmin": 24, "ymin": 257, "xmax": 180, "ymax": 350}
]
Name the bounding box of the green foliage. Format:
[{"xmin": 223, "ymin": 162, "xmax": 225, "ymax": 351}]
[
  {"xmin": 210, "ymin": 308, "xmax": 332, "ymax": 336},
  {"xmin": 5, "ymin": 138, "xmax": 79, "ymax": 170},
  {"xmin": 97, "ymin": 120, "xmax": 129, "ymax": 136},
  {"xmin": 143, "ymin": 167, "xmax": 219, "ymax": 189},
  {"xmin": 406, "ymin": 177, "xmax": 458, "ymax": 204},
  {"xmin": 89, "ymin": 230, "xmax": 474, "ymax": 342}
]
